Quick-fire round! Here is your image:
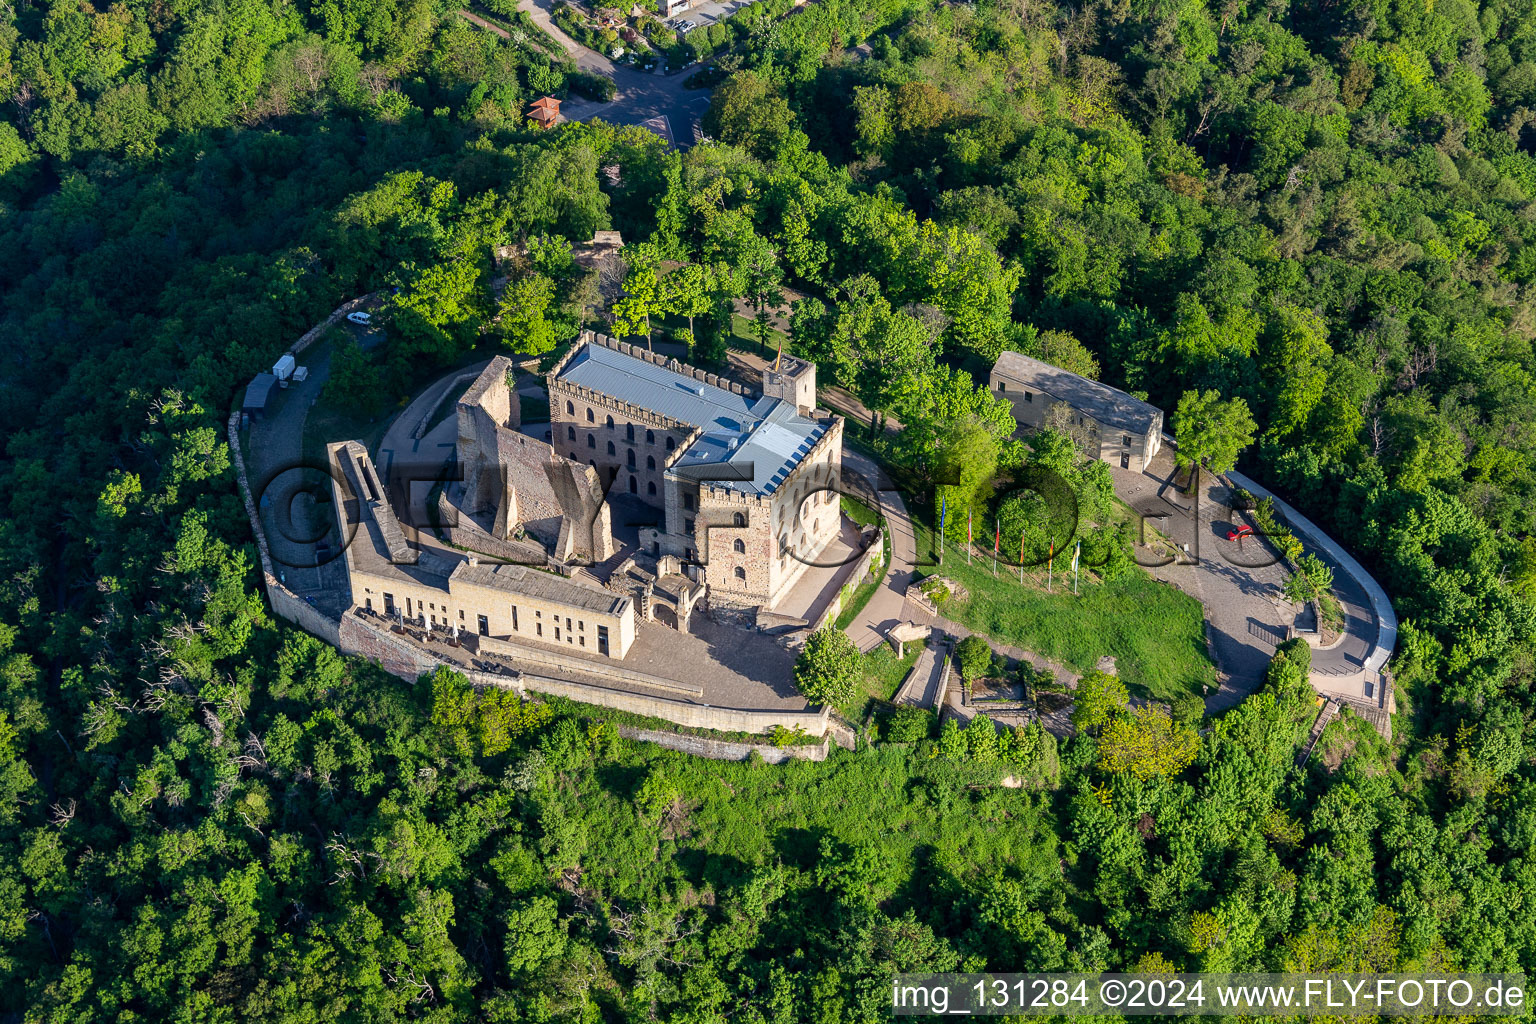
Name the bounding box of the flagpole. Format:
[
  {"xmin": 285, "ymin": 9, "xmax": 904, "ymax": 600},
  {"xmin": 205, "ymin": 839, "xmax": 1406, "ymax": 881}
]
[
  {"xmin": 967, "ymin": 510, "xmax": 972, "ymax": 566},
  {"xmin": 992, "ymin": 520, "xmax": 999, "ymax": 577},
  {"xmin": 1019, "ymin": 533, "xmax": 1025, "ymax": 584},
  {"xmin": 1048, "ymin": 542, "xmax": 1054, "ymax": 592},
  {"xmin": 938, "ymin": 495, "xmax": 946, "ymax": 566},
  {"xmin": 1073, "ymin": 540, "xmax": 1080, "ymax": 595}
]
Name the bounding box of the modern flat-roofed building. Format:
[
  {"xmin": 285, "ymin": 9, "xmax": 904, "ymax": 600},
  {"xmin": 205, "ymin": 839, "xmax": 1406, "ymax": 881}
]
[
  {"xmin": 990, "ymin": 351, "xmax": 1164, "ymax": 471},
  {"xmin": 548, "ymin": 338, "xmax": 843, "ymax": 611}
]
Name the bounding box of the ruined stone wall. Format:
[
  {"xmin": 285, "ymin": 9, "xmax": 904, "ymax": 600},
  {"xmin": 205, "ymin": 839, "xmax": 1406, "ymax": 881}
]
[
  {"xmin": 457, "ymin": 357, "xmax": 516, "ymax": 519},
  {"xmin": 616, "ymin": 726, "xmax": 829, "ymax": 763}
]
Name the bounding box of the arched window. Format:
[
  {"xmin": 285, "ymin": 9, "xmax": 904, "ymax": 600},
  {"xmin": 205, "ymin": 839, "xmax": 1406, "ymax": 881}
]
[
  {"xmin": 586, "ymin": 408, "xmax": 595, "ymax": 423},
  {"xmin": 647, "ymin": 481, "xmax": 657, "ymax": 496},
  {"xmin": 646, "ymin": 455, "xmax": 655, "ymax": 470},
  {"xmin": 587, "ymin": 434, "xmax": 596, "ymax": 449},
  {"xmin": 606, "ymin": 414, "xmax": 614, "ymax": 429},
  {"xmin": 565, "ymin": 400, "xmax": 574, "ymax": 415},
  {"xmin": 666, "ymin": 437, "xmax": 676, "ymax": 451},
  {"xmin": 627, "ymin": 423, "xmax": 636, "ymax": 442},
  {"xmin": 733, "ymin": 539, "xmax": 745, "ymax": 553},
  {"xmin": 567, "ymin": 426, "xmax": 575, "ymax": 441},
  {"xmin": 629, "ymin": 476, "xmax": 637, "ymax": 493},
  {"xmin": 646, "ymin": 429, "xmax": 655, "ymax": 445},
  {"xmin": 607, "ymin": 441, "xmax": 616, "ymax": 456},
  {"xmin": 626, "ymin": 449, "xmax": 636, "ymax": 469},
  {"xmin": 734, "ymin": 567, "xmax": 747, "ymax": 580},
  {"xmin": 733, "ymin": 512, "xmax": 745, "ymax": 528}
]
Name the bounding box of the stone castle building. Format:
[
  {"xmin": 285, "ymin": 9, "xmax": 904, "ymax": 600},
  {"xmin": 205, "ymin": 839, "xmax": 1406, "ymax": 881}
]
[
  {"xmin": 548, "ymin": 337, "xmax": 845, "ymax": 612},
  {"xmin": 327, "ymin": 439, "xmax": 638, "ymax": 659},
  {"xmin": 322, "ymin": 334, "xmax": 848, "ymax": 667}
]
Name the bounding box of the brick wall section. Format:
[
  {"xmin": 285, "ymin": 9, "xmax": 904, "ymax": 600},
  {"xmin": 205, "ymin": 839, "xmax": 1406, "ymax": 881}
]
[{"xmin": 617, "ymin": 727, "xmax": 829, "ymax": 763}]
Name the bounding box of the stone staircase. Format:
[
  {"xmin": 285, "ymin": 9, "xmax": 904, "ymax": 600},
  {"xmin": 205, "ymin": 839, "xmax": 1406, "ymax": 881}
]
[{"xmin": 1296, "ymin": 698, "xmax": 1339, "ymax": 768}]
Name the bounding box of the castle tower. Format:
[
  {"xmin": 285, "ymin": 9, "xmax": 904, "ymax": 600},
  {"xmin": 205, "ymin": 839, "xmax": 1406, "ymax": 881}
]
[{"xmin": 762, "ymin": 356, "xmax": 816, "ymax": 417}]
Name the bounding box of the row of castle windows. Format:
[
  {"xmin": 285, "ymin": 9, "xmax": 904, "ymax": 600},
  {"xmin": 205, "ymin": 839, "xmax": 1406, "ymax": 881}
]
[
  {"xmin": 565, "ymin": 400, "xmax": 676, "ymax": 448},
  {"xmin": 565, "ymin": 428, "xmax": 672, "ymax": 464}
]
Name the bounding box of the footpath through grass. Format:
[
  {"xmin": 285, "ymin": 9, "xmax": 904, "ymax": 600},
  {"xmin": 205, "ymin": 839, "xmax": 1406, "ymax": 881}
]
[{"xmin": 918, "ymin": 553, "xmax": 1215, "ymax": 704}]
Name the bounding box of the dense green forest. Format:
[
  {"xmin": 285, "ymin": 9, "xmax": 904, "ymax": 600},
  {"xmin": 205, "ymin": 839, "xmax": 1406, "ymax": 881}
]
[{"xmin": 5, "ymin": 0, "xmax": 1536, "ymax": 1018}]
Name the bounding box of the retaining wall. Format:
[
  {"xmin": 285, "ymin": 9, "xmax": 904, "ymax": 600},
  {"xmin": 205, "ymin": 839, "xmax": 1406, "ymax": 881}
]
[
  {"xmin": 476, "ymin": 632, "xmax": 703, "ymax": 696},
  {"xmin": 617, "ymin": 726, "xmax": 828, "ymax": 763},
  {"xmin": 519, "ymin": 670, "xmax": 830, "ymax": 735},
  {"xmin": 289, "ymin": 294, "xmax": 376, "ymax": 358},
  {"xmin": 811, "ymin": 528, "xmax": 886, "ymax": 631}
]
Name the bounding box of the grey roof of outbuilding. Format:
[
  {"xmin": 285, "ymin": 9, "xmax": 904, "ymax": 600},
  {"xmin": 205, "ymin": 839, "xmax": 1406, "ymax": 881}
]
[
  {"xmin": 452, "ymin": 561, "xmax": 631, "ymax": 616},
  {"xmin": 243, "ymin": 373, "xmax": 278, "ymax": 410},
  {"xmin": 992, "ymin": 351, "xmax": 1162, "ymax": 435},
  {"xmin": 557, "ymin": 343, "xmax": 826, "ymax": 495}
]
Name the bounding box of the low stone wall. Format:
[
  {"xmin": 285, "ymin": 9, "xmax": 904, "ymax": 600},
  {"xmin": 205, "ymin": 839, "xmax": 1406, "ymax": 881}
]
[
  {"xmin": 475, "ymin": 633, "xmax": 703, "ymax": 696},
  {"xmin": 520, "ymin": 671, "xmax": 829, "ymax": 736},
  {"xmin": 933, "ymin": 640, "xmax": 955, "ymax": 711},
  {"xmin": 229, "ymin": 408, "xmax": 274, "ymax": 578},
  {"xmin": 289, "ymin": 294, "xmax": 376, "ymax": 358},
  {"xmin": 617, "ymin": 726, "xmax": 828, "ymax": 763},
  {"xmin": 336, "ymin": 612, "xmax": 829, "ymax": 736},
  {"xmin": 812, "ymin": 528, "xmax": 886, "ymax": 631}
]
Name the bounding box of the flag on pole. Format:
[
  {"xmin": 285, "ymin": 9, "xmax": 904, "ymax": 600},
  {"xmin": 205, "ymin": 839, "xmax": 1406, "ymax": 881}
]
[
  {"xmin": 967, "ymin": 509, "xmax": 973, "ymax": 565},
  {"xmin": 992, "ymin": 520, "xmax": 1000, "ymax": 576},
  {"xmin": 1048, "ymin": 540, "xmax": 1054, "ymax": 591},
  {"xmin": 1072, "ymin": 540, "xmax": 1081, "ymax": 594},
  {"xmin": 938, "ymin": 495, "xmax": 946, "ymax": 564},
  {"xmin": 1019, "ymin": 528, "xmax": 1026, "ymax": 583}
]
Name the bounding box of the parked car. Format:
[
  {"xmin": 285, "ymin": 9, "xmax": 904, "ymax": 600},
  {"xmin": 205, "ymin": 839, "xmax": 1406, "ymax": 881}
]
[
  {"xmin": 346, "ymin": 311, "xmax": 372, "ymax": 325},
  {"xmin": 1226, "ymin": 524, "xmax": 1254, "ymax": 541},
  {"xmin": 676, "ymin": 19, "xmax": 696, "ymax": 31}
]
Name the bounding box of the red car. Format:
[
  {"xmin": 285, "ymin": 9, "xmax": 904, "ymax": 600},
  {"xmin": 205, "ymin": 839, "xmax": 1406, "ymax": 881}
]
[{"xmin": 1227, "ymin": 524, "xmax": 1254, "ymax": 541}]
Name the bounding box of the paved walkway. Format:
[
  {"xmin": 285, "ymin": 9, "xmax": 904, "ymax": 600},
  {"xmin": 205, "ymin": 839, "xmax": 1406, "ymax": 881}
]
[
  {"xmin": 244, "ymin": 314, "xmax": 384, "ymax": 615},
  {"xmin": 1111, "ymin": 441, "xmax": 1390, "ymax": 712},
  {"xmin": 840, "ymin": 448, "xmax": 918, "ymax": 653},
  {"xmin": 1227, "ymin": 468, "xmax": 1397, "ymax": 678}
]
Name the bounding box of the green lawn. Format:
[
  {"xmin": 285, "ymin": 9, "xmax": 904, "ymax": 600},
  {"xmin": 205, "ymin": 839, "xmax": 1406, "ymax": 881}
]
[
  {"xmin": 917, "ymin": 553, "xmax": 1215, "ymax": 703},
  {"xmin": 833, "ymin": 576, "xmax": 881, "ymax": 632},
  {"xmin": 730, "ymin": 314, "xmax": 790, "ymax": 353},
  {"xmin": 841, "ymin": 494, "xmax": 881, "ymax": 528},
  {"xmin": 836, "ymin": 643, "xmax": 924, "ymax": 720}
]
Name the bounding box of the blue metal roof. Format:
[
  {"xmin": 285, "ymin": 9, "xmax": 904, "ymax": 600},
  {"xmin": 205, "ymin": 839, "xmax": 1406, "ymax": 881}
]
[{"xmin": 558, "ymin": 344, "xmax": 825, "ymax": 495}]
